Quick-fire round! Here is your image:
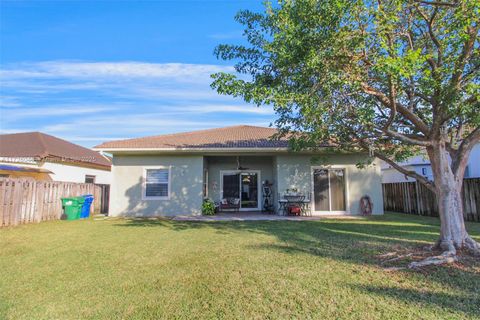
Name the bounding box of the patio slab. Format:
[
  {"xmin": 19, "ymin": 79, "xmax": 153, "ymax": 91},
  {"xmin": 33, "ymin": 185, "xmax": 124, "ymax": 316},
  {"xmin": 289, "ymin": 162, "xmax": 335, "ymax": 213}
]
[{"xmin": 172, "ymin": 213, "xmax": 364, "ymax": 221}]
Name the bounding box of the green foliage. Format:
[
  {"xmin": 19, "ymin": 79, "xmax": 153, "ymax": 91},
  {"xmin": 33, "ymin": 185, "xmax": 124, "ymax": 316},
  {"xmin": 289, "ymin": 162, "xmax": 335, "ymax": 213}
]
[
  {"xmin": 202, "ymin": 198, "xmax": 216, "ymax": 215},
  {"xmin": 212, "ymin": 0, "xmax": 480, "ymax": 163}
]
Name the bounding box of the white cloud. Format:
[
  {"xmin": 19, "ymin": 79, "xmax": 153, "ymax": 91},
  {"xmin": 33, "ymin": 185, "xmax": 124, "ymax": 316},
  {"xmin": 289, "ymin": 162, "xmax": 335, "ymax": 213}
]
[
  {"xmin": 0, "ymin": 61, "xmax": 234, "ymax": 82},
  {"xmin": 0, "ymin": 60, "xmax": 275, "ymax": 147},
  {"xmin": 2, "ymin": 105, "xmax": 114, "ymax": 122},
  {"xmin": 0, "ymin": 96, "xmax": 22, "ymax": 108},
  {"xmin": 182, "ymin": 104, "xmax": 273, "ymax": 115}
]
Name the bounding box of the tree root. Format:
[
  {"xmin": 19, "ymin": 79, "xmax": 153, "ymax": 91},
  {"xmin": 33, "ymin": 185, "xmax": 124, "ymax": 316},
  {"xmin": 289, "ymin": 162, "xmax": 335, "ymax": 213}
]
[
  {"xmin": 381, "ymin": 253, "xmax": 413, "ymax": 265},
  {"xmin": 408, "ymin": 250, "xmax": 457, "ymax": 269},
  {"xmin": 465, "ymin": 237, "xmax": 480, "ymax": 256}
]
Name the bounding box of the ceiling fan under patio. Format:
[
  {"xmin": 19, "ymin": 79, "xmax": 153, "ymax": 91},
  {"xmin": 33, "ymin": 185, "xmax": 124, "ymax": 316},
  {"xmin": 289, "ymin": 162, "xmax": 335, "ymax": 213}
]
[{"xmin": 236, "ymin": 156, "xmax": 249, "ymax": 171}]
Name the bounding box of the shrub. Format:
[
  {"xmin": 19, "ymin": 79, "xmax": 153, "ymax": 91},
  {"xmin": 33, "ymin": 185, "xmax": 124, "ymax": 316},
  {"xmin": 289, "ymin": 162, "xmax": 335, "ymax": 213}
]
[{"xmin": 202, "ymin": 199, "xmax": 216, "ymax": 215}]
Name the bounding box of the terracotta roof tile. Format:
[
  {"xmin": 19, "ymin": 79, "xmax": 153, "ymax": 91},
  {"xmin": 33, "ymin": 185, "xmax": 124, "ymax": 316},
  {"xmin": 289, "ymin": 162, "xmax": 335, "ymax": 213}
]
[
  {"xmin": 0, "ymin": 132, "xmax": 111, "ymax": 168},
  {"xmin": 95, "ymin": 125, "xmax": 289, "ymax": 149}
]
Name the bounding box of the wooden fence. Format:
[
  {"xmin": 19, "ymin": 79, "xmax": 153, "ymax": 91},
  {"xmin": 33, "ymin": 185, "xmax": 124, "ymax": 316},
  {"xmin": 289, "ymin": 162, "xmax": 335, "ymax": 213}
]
[
  {"xmin": 0, "ymin": 178, "xmax": 103, "ymax": 227},
  {"xmin": 382, "ymin": 178, "xmax": 480, "ymax": 222}
]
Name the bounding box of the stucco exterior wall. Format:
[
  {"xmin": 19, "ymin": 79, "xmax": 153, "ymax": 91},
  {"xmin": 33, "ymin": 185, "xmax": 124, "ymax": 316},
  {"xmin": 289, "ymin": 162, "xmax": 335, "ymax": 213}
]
[
  {"xmin": 275, "ymin": 153, "xmax": 384, "ymax": 215},
  {"xmin": 382, "ymin": 165, "xmax": 423, "ymax": 183},
  {"xmin": 0, "ymin": 160, "xmax": 111, "ymax": 183},
  {"xmin": 41, "ymin": 162, "xmax": 111, "ymax": 184},
  {"xmin": 467, "ymin": 144, "xmax": 480, "ymax": 178},
  {"xmin": 109, "ymin": 155, "xmax": 204, "ymax": 217},
  {"xmin": 206, "ymin": 156, "xmax": 274, "ymax": 208}
]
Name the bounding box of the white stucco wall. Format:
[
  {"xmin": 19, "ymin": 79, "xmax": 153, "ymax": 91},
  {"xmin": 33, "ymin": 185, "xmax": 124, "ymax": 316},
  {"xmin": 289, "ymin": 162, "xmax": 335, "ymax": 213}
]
[
  {"xmin": 381, "ymin": 165, "xmax": 433, "ymax": 183},
  {"xmin": 381, "ymin": 143, "xmax": 480, "ymax": 182},
  {"xmin": 109, "ymin": 155, "xmax": 204, "ymax": 217},
  {"xmin": 467, "ymin": 144, "xmax": 480, "ymax": 178},
  {"xmin": 41, "ymin": 162, "xmax": 111, "ymax": 184},
  {"xmin": 0, "ymin": 159, "xmax": 111, "ymax": 183},
  {"xmin": 275, "ymin": 153, "xmax": 384, "ymax": 215}
]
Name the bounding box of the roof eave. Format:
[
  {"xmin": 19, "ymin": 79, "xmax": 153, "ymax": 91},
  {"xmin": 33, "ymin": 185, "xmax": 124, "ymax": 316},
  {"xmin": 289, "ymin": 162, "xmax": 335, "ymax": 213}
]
[{"xmin": 92, "ymin": 147, "xmax": 291, "ymax": 154}]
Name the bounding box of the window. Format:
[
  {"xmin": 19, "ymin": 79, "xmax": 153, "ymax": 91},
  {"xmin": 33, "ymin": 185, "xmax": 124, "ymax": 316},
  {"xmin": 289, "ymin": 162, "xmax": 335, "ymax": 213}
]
[
  {"xmin": 85, "ymin": 175, "xmax": 96, "ymax": 183},
  {"xmin": 203, "ymin": 169, "xmax": 208, "ymax": 198},
  {"xmin": 313, "ymin": 168, "xmax": 346, "ymax": 211},
  {"xmin": 143, "ymin": 167, "xmax": 170, "ymax": 199},
  {"xmin": 421, "ymin": 167, "xmax": 427, "ymax": 176}
]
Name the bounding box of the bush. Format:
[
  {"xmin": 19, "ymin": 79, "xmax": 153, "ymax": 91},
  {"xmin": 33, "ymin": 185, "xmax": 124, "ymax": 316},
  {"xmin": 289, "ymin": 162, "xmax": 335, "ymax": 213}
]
[{"xmin": 202, "ymin": 199, "xmax": 216, "ymax": 215}]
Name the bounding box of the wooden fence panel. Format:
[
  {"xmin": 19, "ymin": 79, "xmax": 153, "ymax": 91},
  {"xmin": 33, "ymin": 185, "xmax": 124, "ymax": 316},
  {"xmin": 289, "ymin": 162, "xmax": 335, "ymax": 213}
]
[
  {"xmin": 0, "ymin": 178, "xmax": 108, "ymax": 227},
  {"xmin": 383, "ymin": 178, "xmax": 480, "ymax": 222}
]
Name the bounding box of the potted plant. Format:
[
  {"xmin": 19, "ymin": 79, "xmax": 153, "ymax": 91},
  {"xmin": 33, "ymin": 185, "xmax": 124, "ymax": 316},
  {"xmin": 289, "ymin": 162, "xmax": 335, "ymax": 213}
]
[{"xmin": 202, "ymin": 198, "xmax": 216, "ymax": 216}]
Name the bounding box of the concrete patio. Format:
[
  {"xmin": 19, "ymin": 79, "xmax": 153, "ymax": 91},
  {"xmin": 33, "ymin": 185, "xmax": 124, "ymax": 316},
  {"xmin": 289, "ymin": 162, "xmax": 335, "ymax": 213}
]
[{"xmin": 172, "ymin": 212, "xmax": 363, "ymax": 221}]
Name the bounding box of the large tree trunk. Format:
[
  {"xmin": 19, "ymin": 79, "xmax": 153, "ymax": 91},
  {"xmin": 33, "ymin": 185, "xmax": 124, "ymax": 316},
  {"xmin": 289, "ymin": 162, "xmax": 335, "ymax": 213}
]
[{"xmin": 428, "ymin": 139, "xmax": 479, "ymax": 255}]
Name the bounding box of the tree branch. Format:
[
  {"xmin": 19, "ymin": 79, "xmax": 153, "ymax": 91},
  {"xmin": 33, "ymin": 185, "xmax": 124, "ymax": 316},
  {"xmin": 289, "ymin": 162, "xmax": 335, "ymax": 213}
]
[
  {"xmin": 374, "ymin": 151, "xmax": 436, "ymax": 191},
  {"xmin": 452, "ymin": 127, "xmax": 480, "ymax": 177},
  {"xmin": 361, "ymin": 83, "xmax": 431, "ymax": 135},
  {"xmin": 381, "ymin": 128, "xmax": 431, "ymax": 146},
  {"xmin": 414, "ymin": 1, "xmax": 459, "ymax": 7},
  {"xmin": 450, "ymin": 25, "xmax": 478, "ymax": 90}
]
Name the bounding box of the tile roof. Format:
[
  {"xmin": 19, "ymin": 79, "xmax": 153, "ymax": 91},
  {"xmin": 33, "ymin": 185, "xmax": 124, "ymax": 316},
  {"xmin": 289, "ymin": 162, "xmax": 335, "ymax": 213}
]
[
  {"xmin": 0, "ymin": 132, "xmax": 111, "ymax": 168},
  {"xmin": 94, "ymin": 125, "xmax": 289, "ymax": 150}
]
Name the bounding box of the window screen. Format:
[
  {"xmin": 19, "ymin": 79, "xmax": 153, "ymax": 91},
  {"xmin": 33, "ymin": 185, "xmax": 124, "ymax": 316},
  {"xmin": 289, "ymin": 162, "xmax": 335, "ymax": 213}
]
[{"xmin": 145, "ymin": 169, "xmax": 169, "ymax": 198}]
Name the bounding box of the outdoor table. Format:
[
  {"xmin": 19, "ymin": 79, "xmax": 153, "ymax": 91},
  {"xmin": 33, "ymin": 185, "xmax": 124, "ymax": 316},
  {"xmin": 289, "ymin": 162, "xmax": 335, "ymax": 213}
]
[{"xmin": 280, "ymin": 194, "xmax": 306, "ymax": 215}]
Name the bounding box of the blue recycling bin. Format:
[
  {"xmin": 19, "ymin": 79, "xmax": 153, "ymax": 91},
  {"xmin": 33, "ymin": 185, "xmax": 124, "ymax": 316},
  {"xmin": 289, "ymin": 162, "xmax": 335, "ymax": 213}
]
[{"xmin": 80, "ymin": 194, "xmax": 94, "ymax": 218}]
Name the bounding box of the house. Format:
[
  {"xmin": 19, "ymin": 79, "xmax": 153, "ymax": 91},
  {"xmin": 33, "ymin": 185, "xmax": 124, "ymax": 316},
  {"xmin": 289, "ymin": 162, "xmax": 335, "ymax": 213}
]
[
  {"xmin": 0, "ymin": 132, "xmax": 111, "ymax": 184},
  {"xmin": 94, "ymin": 125, "xmax": 384, "ymax": 217},
  {"xmin": 381, "ymin": 143, "xmax": 480, "ymax": 183}
]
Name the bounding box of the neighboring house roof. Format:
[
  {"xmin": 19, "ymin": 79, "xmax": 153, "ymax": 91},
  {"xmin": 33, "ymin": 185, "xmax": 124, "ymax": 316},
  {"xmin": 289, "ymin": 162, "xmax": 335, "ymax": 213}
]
[
  {"xmin": 94, "ymin": 125, "xmax": 291, "ymax": 151},
  {"xmin": 0, "ymin": 132, "xmax": 111, "ymax": 168},
  {"xmin": 0, "ymin": 164, "xmax": 53, "ymax": 174}
]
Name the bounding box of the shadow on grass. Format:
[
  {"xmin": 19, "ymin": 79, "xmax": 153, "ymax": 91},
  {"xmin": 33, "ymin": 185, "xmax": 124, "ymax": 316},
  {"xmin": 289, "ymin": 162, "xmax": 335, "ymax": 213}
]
[
  {"xmin": 113, "ymin": 214, "xmax": 480, "ymax": 316},
  {"xmin": 353, "ymin": 283, "xmax": 480, "ymax": 318}
]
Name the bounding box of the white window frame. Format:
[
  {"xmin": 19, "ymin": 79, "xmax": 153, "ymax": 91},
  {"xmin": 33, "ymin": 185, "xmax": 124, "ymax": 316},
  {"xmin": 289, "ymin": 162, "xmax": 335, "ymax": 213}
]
[
  {"xmin": 203, "ymin": 168, "xmax": 209, "ymax": 198},
  {"xmin": 142, "ymin": 166, "xmax": 171, "ymax": 200},
  {"xmin": 311, "ymin": 166, "xmax": 349, "ymax": 215}
]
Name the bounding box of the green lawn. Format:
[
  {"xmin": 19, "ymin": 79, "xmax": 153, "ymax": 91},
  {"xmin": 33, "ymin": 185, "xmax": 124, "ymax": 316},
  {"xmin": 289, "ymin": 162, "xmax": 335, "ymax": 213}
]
[{"xmin": 1, "ymin": 213, "xmax": 479, "ymax": 320}]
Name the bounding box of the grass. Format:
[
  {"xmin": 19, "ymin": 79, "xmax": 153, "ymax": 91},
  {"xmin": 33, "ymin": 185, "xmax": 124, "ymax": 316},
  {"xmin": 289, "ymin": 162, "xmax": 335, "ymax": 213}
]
[{"xmin": 0, "ymin": 213, "xmax": 479, "ymax": 320}]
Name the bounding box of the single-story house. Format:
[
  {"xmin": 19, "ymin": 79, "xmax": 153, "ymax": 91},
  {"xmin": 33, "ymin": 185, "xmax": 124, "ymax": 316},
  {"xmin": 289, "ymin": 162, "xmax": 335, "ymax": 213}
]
[
  {"xmin": 0, "ymin": 132, "xmax": 111, "ymax": 184},
  {"xmin": 94, "ymin": 125, "xmax": 384, "ymax": 217}
]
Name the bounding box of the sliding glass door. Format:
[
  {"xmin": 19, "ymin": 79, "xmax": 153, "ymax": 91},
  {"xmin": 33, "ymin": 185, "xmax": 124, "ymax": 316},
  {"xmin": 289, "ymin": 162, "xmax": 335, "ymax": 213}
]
[
  {"xmin": 313, "ymin": 168, "xmax": 346, "ymax": 212},
  {"xmin": 240, "ymin": 173, "xmax": 258, "ymax": 209},
  {"xmin": 221, "ymin": 171, "xmax": 260, "ymax": 210}
]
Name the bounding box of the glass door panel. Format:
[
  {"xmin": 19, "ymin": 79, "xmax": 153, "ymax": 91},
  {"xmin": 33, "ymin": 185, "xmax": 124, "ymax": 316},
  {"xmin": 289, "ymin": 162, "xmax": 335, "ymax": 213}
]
[
  {"xmin": 240, "ymin": 173, "xmax": 258, "ymax": 209},
  {"xmin": 329, "ymin": 169, "xmax": 346, "ymax": 211},
  {"xmin": 222, "ymin": 173, "xmax": 240, "ymax": 199},
  {"xmin": 313, "ymin": 169, "xmax": 330, "ymax": 211}
]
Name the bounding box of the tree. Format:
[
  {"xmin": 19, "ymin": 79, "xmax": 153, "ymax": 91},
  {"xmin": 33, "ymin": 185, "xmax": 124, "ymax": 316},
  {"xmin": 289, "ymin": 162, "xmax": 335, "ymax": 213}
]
[{"xmin": 212, "ymin": 0, "xmax": 480, "ymax": 258}]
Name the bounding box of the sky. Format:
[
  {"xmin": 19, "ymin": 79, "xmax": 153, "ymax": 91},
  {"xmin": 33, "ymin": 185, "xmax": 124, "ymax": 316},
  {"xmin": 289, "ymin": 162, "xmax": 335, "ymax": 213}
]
[{"xmin": 0, "ymin": 0, "xmax": 273, "ymax": 147}]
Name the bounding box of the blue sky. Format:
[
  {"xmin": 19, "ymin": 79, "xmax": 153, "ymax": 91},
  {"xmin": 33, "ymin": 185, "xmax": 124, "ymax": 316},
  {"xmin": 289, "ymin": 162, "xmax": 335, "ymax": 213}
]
[{"xmin": 0, "ymin": 0, "xmax": 273, "ymax": 147}]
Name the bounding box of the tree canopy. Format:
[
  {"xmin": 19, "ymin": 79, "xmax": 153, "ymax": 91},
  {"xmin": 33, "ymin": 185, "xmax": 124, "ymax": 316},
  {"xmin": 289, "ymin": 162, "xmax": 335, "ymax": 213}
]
[{"xmin": 212, "ymin": 0, "xmax": 479, "ymax": 190}]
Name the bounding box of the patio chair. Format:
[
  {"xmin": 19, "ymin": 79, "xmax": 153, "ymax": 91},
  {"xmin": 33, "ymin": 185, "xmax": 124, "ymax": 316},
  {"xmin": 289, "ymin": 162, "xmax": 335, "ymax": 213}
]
[{"xmin": 219, "ymin": 197, "xmax": 240, "ymax": 212}]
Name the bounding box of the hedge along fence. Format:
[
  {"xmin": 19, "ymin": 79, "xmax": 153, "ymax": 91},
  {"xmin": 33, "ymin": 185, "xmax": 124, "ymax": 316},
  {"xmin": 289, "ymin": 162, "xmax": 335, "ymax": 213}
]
[
  {"xmin": 382, "ymin": 178, "xmax": 480, "ymax": 222},
  {"xmin": 0, "ymin": 178, "xmax": 102, "ymax": 227}
]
